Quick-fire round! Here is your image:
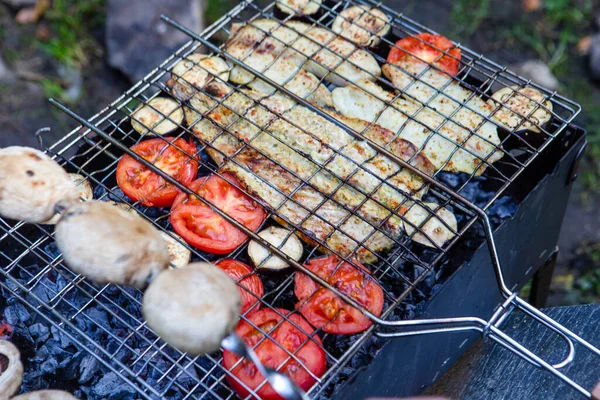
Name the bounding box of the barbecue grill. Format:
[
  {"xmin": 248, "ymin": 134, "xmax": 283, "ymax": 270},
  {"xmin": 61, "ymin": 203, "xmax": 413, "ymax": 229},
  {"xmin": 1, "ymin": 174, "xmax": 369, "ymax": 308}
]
[{"xmin": 0, "ymin": 0, "xmax": 595, "ymax": 398}]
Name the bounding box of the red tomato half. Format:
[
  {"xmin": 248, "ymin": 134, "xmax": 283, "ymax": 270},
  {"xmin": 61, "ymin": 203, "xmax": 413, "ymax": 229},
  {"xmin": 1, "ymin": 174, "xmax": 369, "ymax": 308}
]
[
  {"xmin": 387, "ymin": 33, "xmax": 461, "ymax": 76},
  {"xmin": 170, "ymin": 174, "xmax": 266, "ymax": 254},
  {"xmin": 116, "ymin": 137, "xmax": 198, "ymax": 207},
  {"xmin": 217, "ymin": 259, "xmax": 264, "ymax": 314},
  {"xmin": 294, "ymin": 255, "xmax": 384, "ymax": 334},
  {"xmin": 223, "ymin": 308, "xmax": 327, "ymax": 400}
]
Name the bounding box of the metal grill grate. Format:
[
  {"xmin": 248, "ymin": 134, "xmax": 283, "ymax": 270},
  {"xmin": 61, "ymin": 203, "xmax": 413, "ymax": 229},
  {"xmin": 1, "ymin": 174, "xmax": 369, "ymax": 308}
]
[{"xmin": 0, "ymin": 0, "xmax": 583, "ymax": 399}]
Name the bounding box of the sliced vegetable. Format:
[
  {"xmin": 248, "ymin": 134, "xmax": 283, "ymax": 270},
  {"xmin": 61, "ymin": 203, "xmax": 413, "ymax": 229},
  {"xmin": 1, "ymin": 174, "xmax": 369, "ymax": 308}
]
[
  {"xmin": 276, "ymin": 0, "xmax": 321, "ymax": 16},
  {"xmin": 490, "ymin": 86, "xmax": 553, "ymax": 133},
  {"xmin": 130, "ymin": 97, "xmax": 184, "ymax": 136},
  {"xmin": 403, "ymin": 202, "xmax": 457, "ymax": 248},
  {"xmin": 332, "ymin": 5, "xmax": 390, "ymax": 47},
  {"xmin": 170, "ymin": 54, "xmax": 230, "ymax": 100},
  {"xmin": 116, "ymin": 137, "xmax": 198, "ymax": 207},
  {"xmin": 216, "ymin": 259, "xmax": 264, "ymax": 313},
  {"xmin": 387, "ymin": 33, "xmax": 461, "ymax": 76},
  {"xmin": 170, "ymin": 174, "xmax": 266, "ymax": 254},
  {"xmin": 248, "ymin": 227, "xmax": 303, "ymax": 270},
  {"xmin": 161, "ymin": 232, "xmax": 192, "ymax": 269},
  {"xmin": 43, "ymin": 173, "xmax": 93, "ymax": 225},
  {"xmin": 143, "ymin": 262, "xmax": 241, "ymax": 355},
  {"xmin": 223, "ymin": 308, "xmax": 326, "ymax": 400},
  {"xmin": 0, "ymin": 340, "xmax": 23, "ymax": 399},
  {"xmin": 294, "ymin": 255, "xmax": 384, "ymax": 334}
]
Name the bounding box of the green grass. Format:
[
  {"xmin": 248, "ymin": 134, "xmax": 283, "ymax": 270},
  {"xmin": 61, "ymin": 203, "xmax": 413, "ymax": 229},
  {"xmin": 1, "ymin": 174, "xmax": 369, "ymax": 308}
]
[
  {"xmin": 36, "ymin": 0, "xmax": 105, "ymax": 68},
  {"xmin": 205, "ymin": 0, "xmax": 239, "ymax": 26},
  {"xmin": 450, "ymin": 0, "xmax": 492, "ymax": 36}
]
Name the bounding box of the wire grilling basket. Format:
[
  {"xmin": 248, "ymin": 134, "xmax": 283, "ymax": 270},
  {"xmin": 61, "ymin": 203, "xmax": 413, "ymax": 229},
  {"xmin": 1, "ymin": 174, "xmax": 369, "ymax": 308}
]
[{"xmin": 0, "ymin": 0, "xmax": 597, "ymax": 398}]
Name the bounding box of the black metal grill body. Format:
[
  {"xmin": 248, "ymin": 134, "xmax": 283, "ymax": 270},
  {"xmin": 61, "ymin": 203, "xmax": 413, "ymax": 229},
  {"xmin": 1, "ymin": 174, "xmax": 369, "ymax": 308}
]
[{"xmin": 332, "ymin": 126, "xmax": 586, "ymax": 399}]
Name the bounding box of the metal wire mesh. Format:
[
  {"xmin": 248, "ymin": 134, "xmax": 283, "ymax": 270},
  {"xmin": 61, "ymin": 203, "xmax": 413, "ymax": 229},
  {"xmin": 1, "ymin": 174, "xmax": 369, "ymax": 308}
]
[{"xmin": 0, "ymin": 0, "xmax": 582, "ymax": 399}]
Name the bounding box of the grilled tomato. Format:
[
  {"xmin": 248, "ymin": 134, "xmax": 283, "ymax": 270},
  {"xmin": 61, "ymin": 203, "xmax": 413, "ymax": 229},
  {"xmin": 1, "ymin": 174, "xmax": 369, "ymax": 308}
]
[
  {"xmin": 170, "ymin": 173, "xmax": 266, "ymax": 254},
  {"xmin": 387, "ymin": 33, "xmax": 461, "ymax": 76},
  {"xmin": 216, "ymin": 259, "xmax": 264, "ymax": 313},
  {"xmin": 294, "ymin": 255, "xmax": 384, "ymax": 334},
  {"xmin": 223, "ymin": 308, "xmax": 327, "ymax": 400},
  {"xmin": 116, "ymin": 137, "xmax": 198, "ymax": 207}
]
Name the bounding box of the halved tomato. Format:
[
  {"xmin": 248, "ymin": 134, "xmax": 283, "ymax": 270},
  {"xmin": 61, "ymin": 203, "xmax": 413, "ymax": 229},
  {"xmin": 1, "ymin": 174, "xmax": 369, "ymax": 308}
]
[
  {"xmin": 216, "ymin": 259, "xmax": 264, "ymax": 313},
  {"xmin": 223, "ymin": 308, "xmax": 327, "ymax": 400},
  {"xmin": 170, "ymin": 173, "xmax": 266, "ymax": 254},
  {"xmin": 387, "ymin": 33, "xmax": 461, "ymax": 76},
  {"xmin": 294, "ymin": 255, "xmax": 384, "ymax": 334},
  {"xmin": 116, "ymin": 137, "xmax": 198, "ymax": 207}
]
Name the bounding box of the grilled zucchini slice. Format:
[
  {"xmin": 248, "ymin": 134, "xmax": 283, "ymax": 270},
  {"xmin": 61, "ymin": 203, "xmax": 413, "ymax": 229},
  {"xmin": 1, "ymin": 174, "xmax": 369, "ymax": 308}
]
[
  {"xmin": 332, "ymin": 5, "xmax": 390, "ymax": 47},
  {"xmin": 403, "ymin": 202, "xmax": 457, "ymax": 248},
  {"xmin": 490, "ymin": 86, "xmax": 553, "ymax": 133},
  {"xmin": 276, "ymin": 0, "xmax": 321, "ymax": 16},
  {"xmin": 130, "ymin": 97, "xmax": 184, "ymax": 136}
]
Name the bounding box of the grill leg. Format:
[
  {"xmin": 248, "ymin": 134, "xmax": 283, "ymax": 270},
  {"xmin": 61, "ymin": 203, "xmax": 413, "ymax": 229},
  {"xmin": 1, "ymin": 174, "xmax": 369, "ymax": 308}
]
[{"xmin": 529, "ymin": 246, "xmax": 559, "ymax": 308}]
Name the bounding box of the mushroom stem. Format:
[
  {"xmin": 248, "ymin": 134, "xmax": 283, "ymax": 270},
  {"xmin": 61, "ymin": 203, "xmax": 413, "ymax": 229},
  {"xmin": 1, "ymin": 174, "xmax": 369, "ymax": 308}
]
[{"xmin": 0, "ymin": 340, "xmax": 23, "ymax": 399}]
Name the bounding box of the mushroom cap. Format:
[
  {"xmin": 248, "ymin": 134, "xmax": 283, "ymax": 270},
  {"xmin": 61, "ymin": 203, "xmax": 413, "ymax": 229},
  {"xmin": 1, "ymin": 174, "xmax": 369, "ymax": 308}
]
[
  {"xmin": 0, "ymin": 147, "xmax": 78, "ymax": 223},
  {"xmin": 42, "ymin": 174, "xmax": 93, "ymax": 225},
  {"xmin": 0, "ymin": 340, "xmax": 23, "ymax": 399},
  {"xmin": 12, "ymin": 390, "xmax": 79, "ymax": 400},
  {"xmin": 55, "ymin": 201, "xmax": 170, "ymax": 288},
  {"xmin": 143, "ymin": 262, "xmax": 241, "ymax": 355}
]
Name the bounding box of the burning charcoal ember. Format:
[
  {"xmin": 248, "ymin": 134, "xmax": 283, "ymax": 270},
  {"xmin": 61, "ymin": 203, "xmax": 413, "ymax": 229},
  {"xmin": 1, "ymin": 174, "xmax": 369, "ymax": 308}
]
[
  {"xmin": 91, "ymin": 372, "xmax": 137, "ymax": 399},
  {"xmin": 0, "ymin": 340, "xmax": 24, "ymax": 398},
  {"xmin": 55, "ymin": 201, "xmax": 170, "ymax": 289},
  {"xmin": 0, "ymin": 147, "xmax": 79, "ymax": 223}
]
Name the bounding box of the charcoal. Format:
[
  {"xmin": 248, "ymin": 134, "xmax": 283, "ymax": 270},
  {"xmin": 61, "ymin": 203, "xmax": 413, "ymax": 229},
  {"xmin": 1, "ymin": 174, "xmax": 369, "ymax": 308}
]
[
  {"xmin": 92, "ymin": 371, "xmax": 137, "ymax": 399},
  {"xmin": 29, "ymin": 322, "xmax": 50, "ymax": 343}
]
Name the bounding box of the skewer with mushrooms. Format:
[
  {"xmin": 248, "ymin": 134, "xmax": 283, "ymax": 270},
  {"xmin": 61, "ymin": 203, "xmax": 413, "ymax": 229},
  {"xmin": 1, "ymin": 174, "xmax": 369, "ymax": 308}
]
[
  {"xmin": 0, "ymin": 147, "xmax": 79, "ymax": 223},
  {"xmin": 0, "ymin": 340, "xmax": 23, "ymax": 399}
]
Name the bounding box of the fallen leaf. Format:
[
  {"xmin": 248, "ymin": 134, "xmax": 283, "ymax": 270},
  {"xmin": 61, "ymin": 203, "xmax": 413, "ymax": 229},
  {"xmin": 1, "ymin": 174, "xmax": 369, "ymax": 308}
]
[
  {"xmin": 578, "ymin": 35, "xmax": 592, "ymax": 55},
  {"xmin": 14, "ymin": 0, "xmax": 50, "ymax": 25},
  {"xmin": 522, "ymin": 0, "xmax": 541, "ymax": 12}
]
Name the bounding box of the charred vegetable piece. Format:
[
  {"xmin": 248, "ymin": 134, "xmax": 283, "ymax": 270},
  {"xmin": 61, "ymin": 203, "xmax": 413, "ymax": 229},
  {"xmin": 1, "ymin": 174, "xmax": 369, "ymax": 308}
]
[
  {"xmin": 294, "ymin": 255, "xmax": 384, "ymax": 334},
  {"xmin": 0, "ymin": 146, "xmax": 78, "ymax": 223},
  {"xmin": 170, "ymin": 54, "xmax": 230, "ymax": 101},
  {"xmin": 55, "ymin": 201, "xmax": 170, "ymax": 288},
  {"xmin": 387, "ymin": 33, "xmax": 461, "ymax": 76},
  {"xmin": 0, "ymin": 340, "xmax": 23, "ymax": 399},
  {"xmin": 161, "ymin": 232, "xmax": 192, "ymax": 269},
  {"xmin": 116, "ymin": 137, "xmax": 199, "ymax": 208},
  {"xmin": 42, "ymin": 173, "xmax": 93, "ymax": 225},
  {"xmin": 222, "ymin": 308, "xmax": 326, "ymax": 400},
  {"xmin": 403, "ymin": 202, "xmax": 457, "ymax": 248},
  {"xmin": 490, "ymin": 86, "xmax": 553, "ymax": 133},
  {"xmin": 276, "ymin": 0, "xmax": 321, "ymax": 16},
  {"xmin": 130, "ymin": 97, "xmax": 184, "ymax": 136},
  {"xmin": 332, "ymin": 5, "xmax": 390, "ymax": 47},
  {"xmin": 216, "ymin": 259, "xmax": 264, "ymax": 313},
  {"xmin": 248, "ymin": 226, "xmax": 303, "ymax": 270},
  {"xmin": 143, "ymin": 262, "xmax": 241, "ymax": 355}
]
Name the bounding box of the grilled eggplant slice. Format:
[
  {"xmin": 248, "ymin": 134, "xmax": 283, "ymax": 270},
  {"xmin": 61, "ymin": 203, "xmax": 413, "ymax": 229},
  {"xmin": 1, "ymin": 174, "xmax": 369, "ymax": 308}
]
[
  {"xmin": 0, "ymin": 146, "xmax": 79, "ymax": 223},
  {"xmin": 130, "ymin": 97, "xmax": 184, "ymax": 136},
  {"xmin": 332, "ymin": 79, "xmax": 503, "ymax": 176},
  {"xmin": 403, "ymin": 202, "xmax": 457, "ymax": 248},
  {"xmin": 0, "ymin": 340, "xmax": 23, "ymax": 399},
  {"xmin": 332, "ymin": 5, "xmax": 390, "ymax": 47},
  {"xmin": 248, "ymin": 227, "xmax": 303, "ymax": 270},
  {"xmin": 143, "ymin": 262, "xmax": 240, "ymax": 355},
  {"xmin": 490, "ymin": 86, "xmax": 552, "ymax": 133},
  {"xmin": 170, "ymin": 54, "xmax": 230, "ymax": 101},
  {"xmin": 12, "ymin": 391, "xmax": 79, "ymax": 400},
  {"xmin": 161, "ymin": 232, "xmax": 192, "ymax": 269},
  {"xmin": 42, "ymin": 173, "xmax": 93, "ymax": 225},
  {"xmin": 55, "ymin": 201, "xmax": 170, "ymax": 289},
  {"xmin": 276, "ymin": 0, "xmax": 321, "ymax": 16}
]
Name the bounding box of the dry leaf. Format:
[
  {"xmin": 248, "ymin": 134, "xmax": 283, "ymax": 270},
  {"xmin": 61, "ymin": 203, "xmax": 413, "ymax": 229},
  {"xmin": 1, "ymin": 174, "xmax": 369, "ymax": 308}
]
[
  {"xmin": 578, "ymin": 35, "xmax": 592, "ymax": 55},
  {"xmin": 14, "ymin": 0, "xmax": 50, "ymax": 25},
  {"xmin": 522, "ymin": 0, "xmax": 541, "ymax": 12}
]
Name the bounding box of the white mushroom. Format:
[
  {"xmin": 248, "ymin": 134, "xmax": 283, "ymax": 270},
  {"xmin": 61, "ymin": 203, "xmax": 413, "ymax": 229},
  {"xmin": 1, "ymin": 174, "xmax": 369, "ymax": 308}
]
[
  {"xmin": 130, "ymin": 97, "xmax": 184, "ymax": 136},
  {"xmin": 42, "ymin": 174, "xmax": 93, "ymax": 225},
  {"xmin": 276, "ymin": 0, "xmax": 321, "ymax": 16},
  {"xmin": 55, "ymin": 201, "xmax": 170, "ymax": 288},
  {"xmin": 0, "ymin": 340, "xmax": 23, "ymax": 399},
  {"xmin": 161, "ymin": 232, "xmax": 192, "ymax": 269},
  {"xmin": 248, "ymin": 227, "xmax": 303, "ymax": 270},
  {"xmin": 332, "ymin": 5, "xmax": 390, "ymax": 47},
  {"xmin": 143, "ymin": 262, "xmax": 241, "ymax": 355},
  {"xmin": 170, "ymin": 54, "xmax": 230, "ymax": 101},
  {"xmin": 12, "ymin": 390, "xmax": 79, "ymax": 400},
  {"xmin": 403, "ymin": 202, "xmax": 457, "ymax": 248},
  {"xmin": 0, "ymin": 147, "xmax": 78, "ymax": 223}
]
